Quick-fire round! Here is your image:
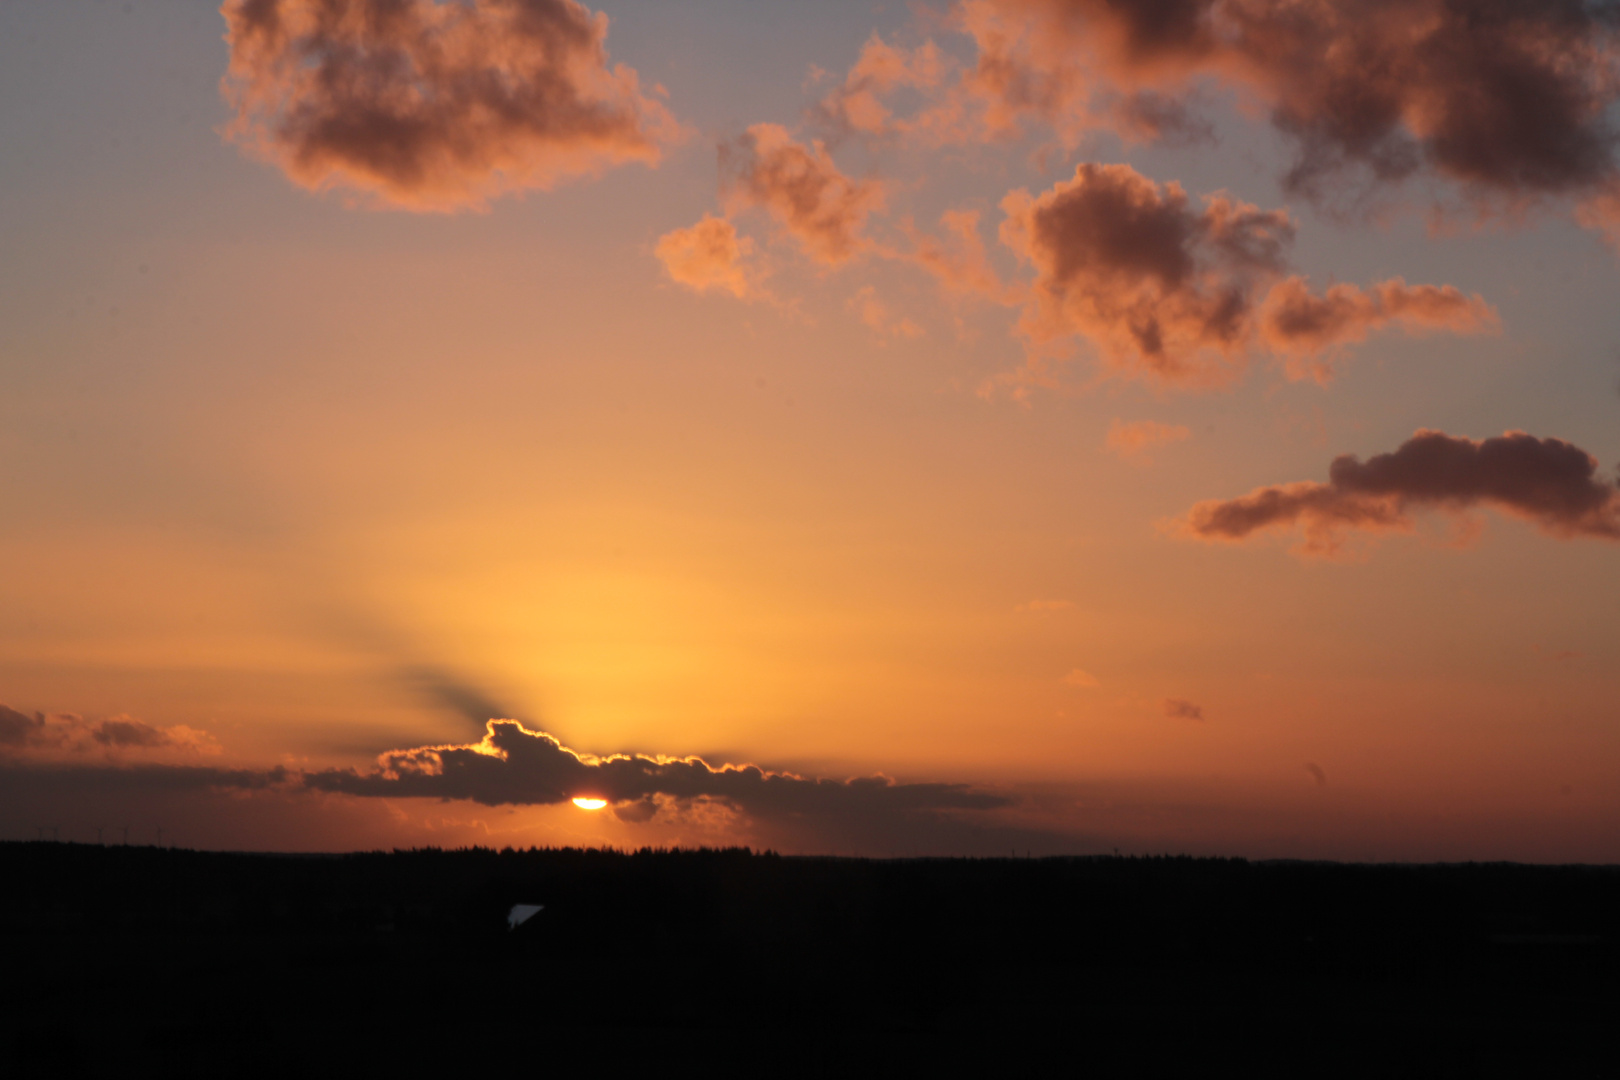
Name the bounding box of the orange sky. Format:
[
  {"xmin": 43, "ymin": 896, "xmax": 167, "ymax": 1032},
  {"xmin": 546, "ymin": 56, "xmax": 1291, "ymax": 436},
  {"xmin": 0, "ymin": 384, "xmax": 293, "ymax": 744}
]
[{"xmin": 1, "ymin": 0, "xmax": 1618, "ymax": 859}]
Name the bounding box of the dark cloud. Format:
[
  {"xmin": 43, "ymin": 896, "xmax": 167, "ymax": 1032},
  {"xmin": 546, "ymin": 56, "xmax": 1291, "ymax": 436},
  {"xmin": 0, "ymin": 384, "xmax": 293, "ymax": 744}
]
[
  {"xmin": 945, "ymin": 1, "xmax": 1620, "ymax": 225},
  {"xmin": 1180, "ymin": 429, "xmax": 1620, "ymax": 556},
  {"xmin": 1226, "ymin": 0, "xmax": 1620, "ymax": 208},
  {"xmin": 220, "ymin": 0, "xmax": 681, "ymax": 210},
  {"xmin": 305, "ymin": 719, "xmax": 1009, "ymax": 822},
  {"xmin": 998, "ymin": 163, "xmax": 1492, "ymax": 385},
  {"xmin": 1164, "ymin": 698, "xmax": 1204, "ymax": 720}
]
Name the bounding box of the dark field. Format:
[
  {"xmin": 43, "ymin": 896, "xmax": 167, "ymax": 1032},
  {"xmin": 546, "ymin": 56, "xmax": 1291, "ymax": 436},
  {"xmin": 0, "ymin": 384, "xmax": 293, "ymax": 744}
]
[{"xmin": 3, "ymin": 842, "xmax": 1617, "ymax": 1073}]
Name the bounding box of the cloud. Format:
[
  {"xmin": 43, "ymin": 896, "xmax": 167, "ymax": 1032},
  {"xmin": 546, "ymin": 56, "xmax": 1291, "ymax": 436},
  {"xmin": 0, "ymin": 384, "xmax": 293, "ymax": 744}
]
[
  {"xmin": 0, "ymin": 705, "xmax": 221, "ymax": 758},
  {"xmin": 0, "ymin": 705, "xmax": 37, "ymax": 748},
  {"xmin": 1110, "ymin": 89, "xmax": 1214, "ymax": 147},
  {"xmin": 220, "ymin": 0, "xmax": 682, "ymax": 211},
  {"xmin": 1106, "ymin": 419, "xmax": 1192, "ymax": 462},
  {"xmin": 1179, "ymin": 429, "xmax": 1620, "ymax": 557},
  {"xmin": 944, "ymin": 0, "xmax": 1221, "ymax": 146},
  {"xmin": 1063, "ymin": 669, "xmax": 1100, "ymax": 688},
  {"xmin": 1164, "ymin": 698, "xmax": 1204, "ymax": 721},
  {"xmin": 1223, "ymin": 0, "xmax": 1620, "ymax": 210},
  {"xmin": 942, "ymin": 0, "xmax": 1620, "ymax": 226},
  {"xmin": 1305, "ymin": 762, "xmax": 1328, "ymax": 787},
  {"xmin": 998, "ymin": 163, "xmax": 1492, "ymax": 386},
  {"xmin": 1258, "ymin": 277, "xmax": 1499, "ymax": 381},
  {"xmin": 902, "ymin": 209, "xmax": 1014, "ymax": 302},
  {"xmin": 1016, "ymin": 599, "xmax": 1073, "ymax": 612},
  {"xmin": 720, "ymin": 123, "xmax": 886, "ymax": 264},
  {"xmin": 304, "ymin": 720, "xmax": 1010, "ymax": 822},
  {"xmin": 849, "ymin": 286, "xmax": 924, "ymax": 339},
  {"xmin": 1576, "ymin": 181, "xmax": 1620, "ymax": 250},
  {"xmin": 815, "ymin": 33, "xmax": 950, "ymax": 136},
  {"xmin": 656, "ymin": 214, "xmax": 761, "ymax": 299},
  {"xmin": 999, "ymin": 163, "xmax": 1291, "ymax": 385}
]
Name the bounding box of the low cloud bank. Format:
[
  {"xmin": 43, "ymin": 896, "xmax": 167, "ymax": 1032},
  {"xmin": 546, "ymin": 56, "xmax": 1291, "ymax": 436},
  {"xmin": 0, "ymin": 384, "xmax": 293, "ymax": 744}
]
[
  {"xmin": 305, "ymin": 720, "xmax": 1009, "ymax": 823},
  {"xmin": 0, "ymin": 714, "xmax": 1019, "ymax": 850}
]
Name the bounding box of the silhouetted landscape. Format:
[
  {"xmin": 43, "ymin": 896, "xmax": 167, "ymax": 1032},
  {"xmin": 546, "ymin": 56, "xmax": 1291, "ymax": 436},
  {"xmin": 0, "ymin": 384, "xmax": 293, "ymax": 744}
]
[{"xmin": 4, "ymin": 842, "xmax": 1617, "ymax": 1071}]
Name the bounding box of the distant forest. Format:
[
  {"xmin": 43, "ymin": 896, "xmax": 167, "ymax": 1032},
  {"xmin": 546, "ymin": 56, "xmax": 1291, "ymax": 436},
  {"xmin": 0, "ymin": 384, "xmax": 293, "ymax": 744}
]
[{"xmin": 4, "ymin": 843, "xmax": 1616, "ymax": 1070}]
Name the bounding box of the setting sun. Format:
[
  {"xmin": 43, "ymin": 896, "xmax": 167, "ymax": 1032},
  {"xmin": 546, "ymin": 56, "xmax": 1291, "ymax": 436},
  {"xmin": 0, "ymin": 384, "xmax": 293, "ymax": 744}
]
[{"xmin": 571, "ymin": 797, "xmax": 608, "ymax": 811}]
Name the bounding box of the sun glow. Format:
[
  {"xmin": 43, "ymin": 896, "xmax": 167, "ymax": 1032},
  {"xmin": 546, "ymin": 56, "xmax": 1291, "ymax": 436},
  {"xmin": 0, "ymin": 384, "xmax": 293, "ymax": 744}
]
[{"xmin": 571, "ymin": 797, "xmax": 608, "ymax": 810}]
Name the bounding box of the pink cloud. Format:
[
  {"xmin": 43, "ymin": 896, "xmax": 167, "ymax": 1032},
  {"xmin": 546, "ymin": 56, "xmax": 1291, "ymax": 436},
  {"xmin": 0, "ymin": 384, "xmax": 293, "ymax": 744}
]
[
  {"xmin": 849, "ymin": 286, "xmax": 924, "ymax": 339},
  {"xmin": 656, "ymin": 214, "xmax": 760, "ymax": 300},
  {"xmin": 815, "ymin": 33, "xmax": 950, "ymax": 136},
  {"xmin": 720, "ymin": 123, "xmax": 886, "ymax": 264}
]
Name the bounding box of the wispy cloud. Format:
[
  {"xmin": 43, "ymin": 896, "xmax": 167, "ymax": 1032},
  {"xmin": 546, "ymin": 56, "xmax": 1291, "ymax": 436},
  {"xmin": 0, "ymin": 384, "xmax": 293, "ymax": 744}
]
[
  {"xmin": 1163, "ymin": 698, "xmax": 1204, "ymax": 721},
  {"xmin": 1106, "ymin": 419, "xmax": 1192, "ymax": 463}
]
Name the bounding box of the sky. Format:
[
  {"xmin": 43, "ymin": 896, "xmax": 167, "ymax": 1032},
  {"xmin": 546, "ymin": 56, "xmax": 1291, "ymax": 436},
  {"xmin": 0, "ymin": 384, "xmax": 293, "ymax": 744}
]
[{"xmin": 2, "ymin": 0, "xmax": 1618, "ymax": 860}]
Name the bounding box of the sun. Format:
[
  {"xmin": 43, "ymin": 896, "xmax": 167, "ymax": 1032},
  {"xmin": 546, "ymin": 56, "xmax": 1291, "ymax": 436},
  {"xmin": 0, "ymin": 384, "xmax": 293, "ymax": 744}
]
[{"xmin": 571, "ymin": 797, "xmax": 608, "ymax": 810}]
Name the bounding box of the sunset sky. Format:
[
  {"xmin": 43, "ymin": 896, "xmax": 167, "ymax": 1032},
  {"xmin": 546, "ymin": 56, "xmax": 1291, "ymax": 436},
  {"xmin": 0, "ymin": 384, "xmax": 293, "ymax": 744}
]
[{"xmin": 3, "ymin": 0, "xmax": 1618, "ymax": 859}]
